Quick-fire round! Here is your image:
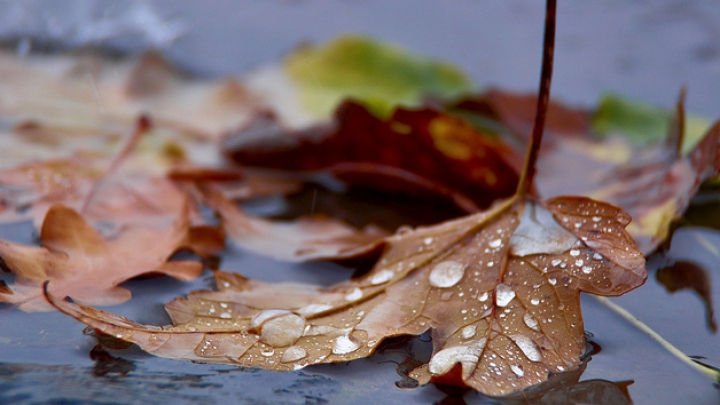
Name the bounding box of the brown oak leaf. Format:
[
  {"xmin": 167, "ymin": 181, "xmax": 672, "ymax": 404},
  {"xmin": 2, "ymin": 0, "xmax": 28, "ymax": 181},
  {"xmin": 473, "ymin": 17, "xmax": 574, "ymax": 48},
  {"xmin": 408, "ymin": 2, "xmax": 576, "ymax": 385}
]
[
  {"xmin": 1, "ymin": 202, "xmax": 222, "ymax": 311},
  {"xmin": 47, "ymin": 195, "xmax": 645, "ymax": 396}
]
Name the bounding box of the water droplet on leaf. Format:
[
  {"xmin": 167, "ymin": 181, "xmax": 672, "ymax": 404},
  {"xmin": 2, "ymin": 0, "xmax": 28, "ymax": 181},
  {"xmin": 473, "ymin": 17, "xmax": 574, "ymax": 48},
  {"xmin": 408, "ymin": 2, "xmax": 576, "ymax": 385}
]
[
  {"xmin": 429, "ymin": 261, "xmax": 466, "ymax": 288},
  {"xmin": 370, "ymin": 269, "xmax": 394, "ymax": 285},
  {"xmin": 523, "ymin": 312, "xmax": 540, "ymax": 331},
  {"xmin": 495, "ymin": 284, "xmax": 516, "ymax": 307},
  {"xmin": 510, "ymin": 334, "xmax": 542, "ymax": 362},
  {"xmin": 344, "ymin": 287, "xmax": 363, "ymax": 301},
  {"xmin": 333, "ymin": 334, "xmax": 361, "ymax": 355},
  {"xmin": 251, "ymin": 309, "xmax": 306, "ymax": 347},
  {"xmin": 510, "ymin": 364, "xmax": 525, "ymax": 377},
  {"xmin": 281, "ymin": 346, "xmax": 308, "ymax": 363}
]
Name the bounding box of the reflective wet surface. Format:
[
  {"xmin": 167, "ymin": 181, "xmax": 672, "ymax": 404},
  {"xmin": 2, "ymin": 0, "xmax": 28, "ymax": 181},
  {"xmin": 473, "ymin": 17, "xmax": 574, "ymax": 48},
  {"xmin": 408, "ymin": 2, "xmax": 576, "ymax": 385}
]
[{"xmin": 1, "ymin": 1, "xmax": 720, "ymax": 404}]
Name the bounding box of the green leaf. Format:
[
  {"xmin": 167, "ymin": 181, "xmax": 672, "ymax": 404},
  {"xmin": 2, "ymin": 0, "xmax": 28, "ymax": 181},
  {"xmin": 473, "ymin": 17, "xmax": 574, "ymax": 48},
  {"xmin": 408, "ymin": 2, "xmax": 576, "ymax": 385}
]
[
  {"xmin": 591, "ymin": 93, "xmax": 710, "ymax": 154},
  {"xmin": 285, "ymin": 35, "xmax": 473, "ymax": 119}
]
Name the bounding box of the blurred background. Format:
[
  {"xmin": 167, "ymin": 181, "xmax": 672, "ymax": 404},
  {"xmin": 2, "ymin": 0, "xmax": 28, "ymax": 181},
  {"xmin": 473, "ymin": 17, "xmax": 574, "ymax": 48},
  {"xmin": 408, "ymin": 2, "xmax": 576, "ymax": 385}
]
[{"xmin": 0, "ymin": 0, "xmax": 718, "ymax": 118}]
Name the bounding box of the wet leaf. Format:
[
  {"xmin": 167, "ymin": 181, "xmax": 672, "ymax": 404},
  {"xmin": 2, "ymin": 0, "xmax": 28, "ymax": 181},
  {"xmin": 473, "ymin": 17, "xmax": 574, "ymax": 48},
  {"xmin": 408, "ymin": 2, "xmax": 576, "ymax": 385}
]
[
  {"xmin": 196, "ymin": 183, "xmax": 388, "ymax": 262},
  {"xmin": 453, "ymin": 91, "xmax": 720, "ymax": 254},
  {"xmin": 0, "ymin": 157, "xmax": 196, "ymax": 235},
  {"xmin": 48, "ymin": 195, "xmax": 646, "ymax": 396},
  {"xmin": 223, "ymin": 101, "xmax": 522, "ymax": 211},
  {"xmin": 1, "ymin": 202, "xmax": 222, "ymax": 311}
]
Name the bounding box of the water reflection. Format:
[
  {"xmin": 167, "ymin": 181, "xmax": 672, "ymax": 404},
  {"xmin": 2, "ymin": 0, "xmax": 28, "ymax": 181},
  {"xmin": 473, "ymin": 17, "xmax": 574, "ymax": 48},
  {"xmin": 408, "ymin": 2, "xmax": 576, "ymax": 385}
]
[
  {"xmin": 657, "ymin": 260, "xmax": 717, "ymax": 332},
  {"xmin": 461, "ymin": 364, "xmax": 633, "ymax": 405}
]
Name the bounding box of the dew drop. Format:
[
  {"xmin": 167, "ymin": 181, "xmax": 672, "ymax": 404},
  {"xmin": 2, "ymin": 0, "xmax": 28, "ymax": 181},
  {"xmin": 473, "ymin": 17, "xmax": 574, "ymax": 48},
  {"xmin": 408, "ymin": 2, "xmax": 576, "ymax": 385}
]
[
  {"xmin": 582, "ymin": 266, "xmax": 593, "ymax": 274},
  {"xmin": 281, "ymin": 346, "xmax": 308, "ymax": 363},
  {"xmin": 548, "ymin": 278, "xmax": 557, "ymax": 285},
  {"xmin": 344, "ymin": 288, "xmax": 363, "ymax": 301},
  {"xmin": 570, "ymin": 249, "xmax": 580, "ymax": 257},
  {"xmin": 260, "ymin": 347, "xmax": 275, "ymax": 357},
  {"xmin": 510, "ymin": 334, "xmax": 542, "ymax": 362},
  {"xmin": 333, "ymin": 334, "xmax": 361, "ymax": 355},
  {"xmin": 487, "ymin": 261, "xmax": 495, "ymax": 267},
  {"xmin": 510, "ymin": 364, "xmax": 525, "ymax": 377},
  {"xmin": 593, "ymin": 253, "xmax": 603, "ymax": 260},
  {"xmin": 251, "ymin": 310, "xmax": 306, "ymax": 347},
  {"xmin": 424, "ymin": 237, "xmax": 434, "ymax": 245},
  {"xmin": 551, "ymin": 259, "xmax": 562, "ymax": 266},
  {"xmin": 489, "ymin": 238, "xmax": 502, "ymax": 248},
  {"xmin": 530, "ymin": 298, "xmax": 540, "ymax": 306},
  {"xmin": 523, "ymin": 312, "xmax": 540, "ymax": 331},
  {"xmin": 478, "ymin": 291, "xmax": 489, "ymax": 302},
  {"xmin": 575, "ymin": 259, "xmax": 584, "ymax": 266},
  {"xmin": 300, "ymin": 304, "xmax": 333, "ymax": 316},
  {"xmin": 495, "ymin": 284, "xmax": 516, "ymax": 307},
  {"xmin": 592, "ymin": 216, "xmax": 602, "ymax": 222},
  {"xmin": 429, "ymin": 261, "xmax": 466, "ymax": 288},
  {"xmin": 429, "ymin": 339, "xmax": 486, "ymax": 378},
  {"xmin": 461, "ymin": 325, "xmax": 476, "ymax": 339},
  {"xmin": 370, "ymin": 269, "xmax": 394, "ymax": 285}
]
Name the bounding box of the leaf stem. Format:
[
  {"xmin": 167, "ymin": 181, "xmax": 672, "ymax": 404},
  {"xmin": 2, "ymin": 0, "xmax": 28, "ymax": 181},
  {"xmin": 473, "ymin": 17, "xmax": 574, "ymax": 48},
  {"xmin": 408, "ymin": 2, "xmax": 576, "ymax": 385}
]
[
  {"xmin": 593, "ymin": 295, "xmax": 720, "ymax": 383},
  {"xmin": 81, "ymin": 115, "xmax": 152, "ymax": 214},
  {"xmin": 516, "ymin": 0, "xmax": 556, "ymax": 198},
  {"xmin": 670, "ymin": 86, "xmax": 687, "ymax": 159}
]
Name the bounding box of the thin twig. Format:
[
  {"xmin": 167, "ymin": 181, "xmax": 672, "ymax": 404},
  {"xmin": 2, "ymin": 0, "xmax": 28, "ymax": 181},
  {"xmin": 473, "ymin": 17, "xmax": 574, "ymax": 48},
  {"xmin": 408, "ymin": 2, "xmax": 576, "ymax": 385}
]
[
  {"xmin": 593, "ymin": 295, "xmax": 720, "ymax": 383},
  {"xmin": 516, "ymin": 0, "xmax": 556, "ymax": 198}
]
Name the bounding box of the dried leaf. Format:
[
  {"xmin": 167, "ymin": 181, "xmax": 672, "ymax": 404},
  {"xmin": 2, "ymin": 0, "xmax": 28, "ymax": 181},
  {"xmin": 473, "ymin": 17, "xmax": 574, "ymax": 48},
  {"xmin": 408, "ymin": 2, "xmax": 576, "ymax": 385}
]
[
  {"xmin": 0, "ymin": 49, "xmax": 258, "ymax": 142},
  {"xmin": 452, "ymin": 91, "xmax": 720, "ymax": 254},
  {"xmin": 223, "ymin": 101, "xmax": 522, "ymax": 211},
  {"xmin": 283, "ymin": 35, "xmax": 473, "ymax": 119},
  {"xmin": 1, "ymin": 202, "xmax": 221, "ymax": 311},
  {"xmin": 0, "ymin": 157, "xmax": 197, "ymax": 235},
  {"xmin": 197, "ymin": 184, "xmax": 387, "ymax": 262},
  {"xmin": 48, "ymin": 195, "xmax": 645, "ymax": 396}
]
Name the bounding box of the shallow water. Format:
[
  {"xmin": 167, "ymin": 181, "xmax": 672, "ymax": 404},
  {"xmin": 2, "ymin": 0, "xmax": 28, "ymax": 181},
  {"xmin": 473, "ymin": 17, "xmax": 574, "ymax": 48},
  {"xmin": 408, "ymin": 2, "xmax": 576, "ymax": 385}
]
[{"xmin": 1, "ymin": 1, "xmax": 719, "ymax": 404}]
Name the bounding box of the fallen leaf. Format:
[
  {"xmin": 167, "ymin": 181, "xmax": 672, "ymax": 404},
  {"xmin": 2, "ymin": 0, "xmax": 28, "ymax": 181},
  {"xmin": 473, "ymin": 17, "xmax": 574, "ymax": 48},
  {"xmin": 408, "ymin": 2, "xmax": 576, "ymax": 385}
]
[
  {"xmin": 0, "ymin": 49, "xmax": 258, "ymax": 143},
  {"xmin": 283, "ymin": 35, "xmax": 473, "ymax": 119},
  {"xmin": 1, "ymin": 202, "xmax": 222, "ymax": 311},
  {"xmin": 46, "ymin": 11, "xmax": 649, "ymax": 393},
  {"xmin": 451, "ymin": 90, "xmax": 720, "ymax": 254},
  {"xmin": 48, "ymin": 195, "xmax": 646, "ymax": 396},
  {"xmin": 223, "ymin": 100, "xmax": 523, "ymax": 211},
  {"xmin": 196, "ymin": 183, "xmax": 387, "ymax": 262},
  {"xmin": 0, "ymin": 157, "xmax": 198, "ymax": 236}
]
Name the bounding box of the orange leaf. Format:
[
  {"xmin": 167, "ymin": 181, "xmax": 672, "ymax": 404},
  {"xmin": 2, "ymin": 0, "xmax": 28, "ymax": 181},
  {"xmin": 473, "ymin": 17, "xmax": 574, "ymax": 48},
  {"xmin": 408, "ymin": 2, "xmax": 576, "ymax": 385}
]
[
  {"xmin": 47, "ymin": 195, "xmax": 645, "ymax": 396},
  {"xmin": 1, "ymin": 202, "xmax": 220, "ymax": 311}
]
